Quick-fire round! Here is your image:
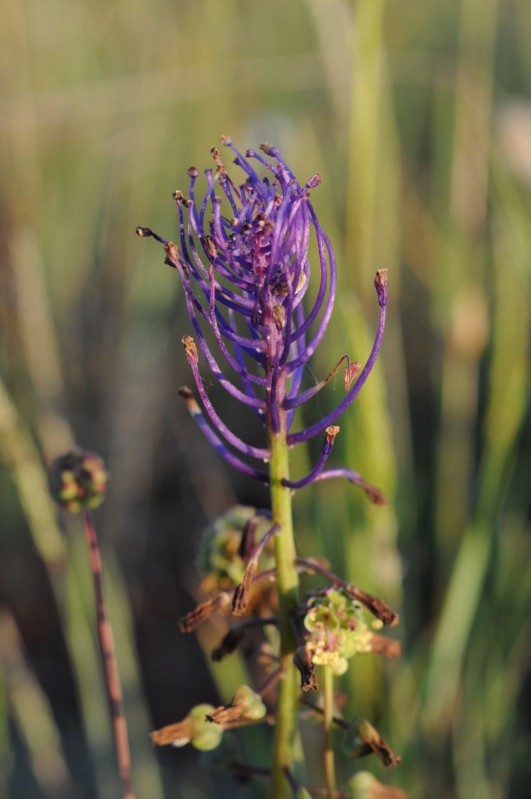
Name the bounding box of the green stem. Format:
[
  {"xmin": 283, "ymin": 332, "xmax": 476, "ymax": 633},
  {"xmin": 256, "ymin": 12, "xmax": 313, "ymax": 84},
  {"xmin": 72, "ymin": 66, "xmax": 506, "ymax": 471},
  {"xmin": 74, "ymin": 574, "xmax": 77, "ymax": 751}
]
[
  {"xmin": 322, "ymin": 666, "xmax": 336, "ymax": 798},
  {"xmin": 269, "ymin": 427, "xmax": 300, "ymax": 799}
]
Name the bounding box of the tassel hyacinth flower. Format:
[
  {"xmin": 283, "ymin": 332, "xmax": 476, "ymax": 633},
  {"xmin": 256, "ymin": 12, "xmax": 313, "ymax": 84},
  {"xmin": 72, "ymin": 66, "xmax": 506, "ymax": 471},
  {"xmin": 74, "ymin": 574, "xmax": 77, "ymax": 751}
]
[
  {"xmin": 136, "ymin": 139, "xmax": 388, "ymax": 500},
  {"xmin": 138, "ymin": 138, "xmax": 392, "ymax": 799}
]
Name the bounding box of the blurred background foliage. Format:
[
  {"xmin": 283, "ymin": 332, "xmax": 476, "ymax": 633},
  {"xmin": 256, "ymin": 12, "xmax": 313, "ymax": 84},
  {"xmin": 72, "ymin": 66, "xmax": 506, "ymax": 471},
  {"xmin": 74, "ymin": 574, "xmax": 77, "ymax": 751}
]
[{"xmin": 1, "ymin": 0, "xmax": 530, "ymax": 797}]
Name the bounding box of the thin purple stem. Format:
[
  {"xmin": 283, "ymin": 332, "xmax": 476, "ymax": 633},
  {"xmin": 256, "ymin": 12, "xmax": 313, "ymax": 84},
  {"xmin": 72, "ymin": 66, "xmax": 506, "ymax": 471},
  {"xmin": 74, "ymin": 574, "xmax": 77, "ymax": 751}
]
[
  {"xmin": 312, "ymin": 468, "xmax": 387, "ymax": 505},
  {"xmin": 286, "ymin": 226, "xmax": 336, "ymax": 370},
  {"xmin": 178, "ymin": 288, "xmax": 266, "ymax": 410},
  {"xmin": 281, "ymin": 426, "xmax": 339, "ymax": 490},
  {"xmin": 178, "ymin": 387, "xmax": 269, "ymax": 482},
  {"xmin": 183, "ymin": 349, "xmax": 269, "ymax": 459}
]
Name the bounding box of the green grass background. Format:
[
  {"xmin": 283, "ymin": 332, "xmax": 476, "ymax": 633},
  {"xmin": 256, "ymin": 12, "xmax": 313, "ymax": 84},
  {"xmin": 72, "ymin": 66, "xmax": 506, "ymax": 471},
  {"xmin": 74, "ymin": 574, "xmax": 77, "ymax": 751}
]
[{"xmin": 1, "ymin": 0, "xmax": 531, "ymax": 797}]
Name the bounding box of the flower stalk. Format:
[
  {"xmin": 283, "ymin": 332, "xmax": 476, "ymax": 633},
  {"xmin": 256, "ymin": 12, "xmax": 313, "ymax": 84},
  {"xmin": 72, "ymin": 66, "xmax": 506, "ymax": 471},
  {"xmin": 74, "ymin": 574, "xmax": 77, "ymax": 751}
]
[
  {"xmin": 322, "ymin": 666, "xmax": 336, "ymax": 799},
  {"xmin": 48, "ymin": 450, "xmax": 135, "ymax": 799},
  {"xmin": 83, "ymin": 511, "xmax": 135, "ymax": 799},
  {"xmin": 269, "ymin": 427, "xmax": 300, "ymax": 798}
]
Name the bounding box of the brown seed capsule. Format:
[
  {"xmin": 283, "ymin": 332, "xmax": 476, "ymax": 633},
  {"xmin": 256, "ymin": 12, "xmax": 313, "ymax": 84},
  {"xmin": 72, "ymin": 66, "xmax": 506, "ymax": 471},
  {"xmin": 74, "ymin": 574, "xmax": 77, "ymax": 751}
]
[{"xmin": 48, "ymin": 449, "xmax": 107, "ymax": 514}]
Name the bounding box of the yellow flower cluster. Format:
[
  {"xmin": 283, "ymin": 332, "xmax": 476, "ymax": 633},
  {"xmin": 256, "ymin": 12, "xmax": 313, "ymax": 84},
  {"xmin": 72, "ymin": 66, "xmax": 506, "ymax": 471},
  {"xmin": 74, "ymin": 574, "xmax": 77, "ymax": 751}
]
[{"xmin": 303, "ymin": 589, "xmax": 376, "ymax": 676}]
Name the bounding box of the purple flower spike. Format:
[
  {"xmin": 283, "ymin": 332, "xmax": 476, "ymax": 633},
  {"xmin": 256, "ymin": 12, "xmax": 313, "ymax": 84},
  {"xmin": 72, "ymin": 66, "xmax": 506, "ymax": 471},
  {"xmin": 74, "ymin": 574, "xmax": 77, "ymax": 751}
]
[{"xmin": 137, "ymin": 142, "xmax": 388, "ymax": 499}]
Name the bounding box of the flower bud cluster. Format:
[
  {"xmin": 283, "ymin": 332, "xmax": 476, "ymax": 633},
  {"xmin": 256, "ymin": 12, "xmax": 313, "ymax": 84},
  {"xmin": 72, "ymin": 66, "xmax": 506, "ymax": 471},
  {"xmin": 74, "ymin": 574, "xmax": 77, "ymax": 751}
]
[
  {"xmin": 302, "ymin": 587, "xmax": 379, "ymax": 676},
  {"xmin": 199, "ymin": 505, "xmax": 274, "ymax": 593}
]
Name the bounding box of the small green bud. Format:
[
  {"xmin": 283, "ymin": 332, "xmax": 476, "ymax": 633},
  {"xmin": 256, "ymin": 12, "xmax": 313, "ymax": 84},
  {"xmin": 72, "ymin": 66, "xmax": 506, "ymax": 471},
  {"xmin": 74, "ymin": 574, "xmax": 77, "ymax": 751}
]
[
  {"xmin": 48, "ymin": 449, "xmax": 107, "ymax": 513},
  {"xmin": 189, "ymin": 704, "xmax": 224, "ymax": 752},
  {"xmin": 232, "ymin": 684, "xmax": 267, "ymax": 721}
]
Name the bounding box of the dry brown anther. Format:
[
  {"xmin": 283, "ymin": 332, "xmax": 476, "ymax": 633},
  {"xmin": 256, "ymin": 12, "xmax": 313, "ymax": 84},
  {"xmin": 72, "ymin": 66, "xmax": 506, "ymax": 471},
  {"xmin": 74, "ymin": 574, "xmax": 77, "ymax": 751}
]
[
  {"xmin": 232, "ymin": 523, "xmax": 279, "ymax": 617},
  {"xmin": 164, "ymin": 241, "xmax": 180, "ymax": 267},
  {"xmin": 178, "ymin": 592, "xmax": 231, "ymax": 633},
  {"xmin": 273, "ymin": 304, "xmax": 286, "ymax": 331},
  {"xmin": 375, "ymin": 268, "xmax": 389, "ymax": 306},
  {"xmin": 204, "ymin": 235, "xmax": 218, "ymax": 260},
  {"xmin": 259, "ymin": 142, "xmax": 275, "ymax": 156},
  {"xmin": 232, "ymin": 560, "xmax": 258, "ymax": 616},
  {"xmin": 349, "ymin": 718, "xmax": 401, "ymax": 768},
  {"xmin": 306, "ymin": 173, "xmax": 322, "ymax": 189},
  {"xmin": 210, "ymin": 146, "xmax": 225, "ymax": 174},
  {"xmin": 325, "ymin": 425, "xmax": 340, "ymax": 445},
  {"xmin": 135, "ymin": 226, "xmax": 152, "ymax": 238},
  {"xmin": 150, "ymin": 718, "xmax": 194, "ymax": 747},
  {"xmin": 344, "ymin": 360, "xmax": 361, "ymax": 391},
  {"xmin": 172, "ymin": 189, "xmax": 192, "ymax": 207},
  {"xmin": 344, "ymin": 584, "xmax": 399, "ymax": 627},
  {"xmin": 181, "ymin": 335, "xmax": 199, "ymax": 363},
  {"xmin": 294, "ymin": 646, "xmax": 318, "ymax": 692},
  {"xmin": 238, "ymin": 516, "xmax": 259, "ymax": 562}
]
